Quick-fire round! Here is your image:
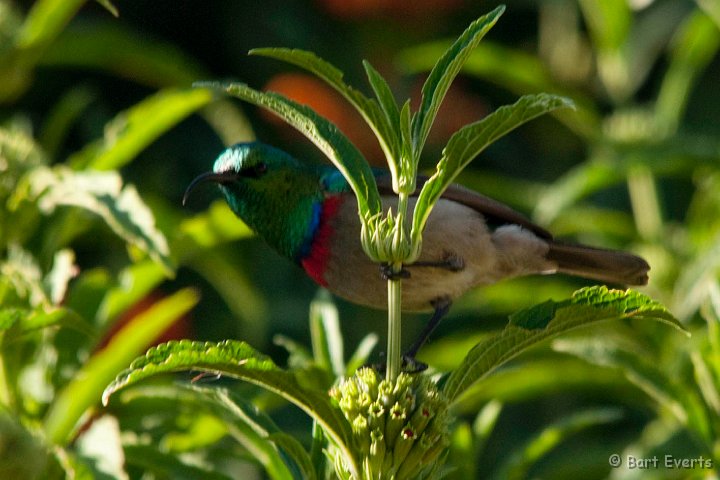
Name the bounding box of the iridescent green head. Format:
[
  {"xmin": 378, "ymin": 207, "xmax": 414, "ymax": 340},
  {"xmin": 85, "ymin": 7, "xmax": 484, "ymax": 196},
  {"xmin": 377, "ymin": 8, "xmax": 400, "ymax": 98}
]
[{"xmin": 184, "ymin": 142, "xmax": 325, "ymax": 260}]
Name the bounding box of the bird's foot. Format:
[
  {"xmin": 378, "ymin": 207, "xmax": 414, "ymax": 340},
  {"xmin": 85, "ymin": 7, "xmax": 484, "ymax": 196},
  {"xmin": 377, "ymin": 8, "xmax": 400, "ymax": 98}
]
[
  {"xmin": 367, "ymin": 353, "xmax": 428, "ymax": 375},
  {"xmin": 379, "ymin": 263, "xmax": 411, "ymax": 280},
  {"xmin": 412, "ymin": 252, "xmax": 465, "ymax": 272}
]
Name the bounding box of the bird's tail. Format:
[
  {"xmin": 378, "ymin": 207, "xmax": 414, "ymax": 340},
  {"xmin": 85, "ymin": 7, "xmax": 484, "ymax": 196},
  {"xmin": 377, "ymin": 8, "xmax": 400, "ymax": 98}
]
[{"xmin": 546, "ymin": 242, "xmax": 650, "ymax": 286}]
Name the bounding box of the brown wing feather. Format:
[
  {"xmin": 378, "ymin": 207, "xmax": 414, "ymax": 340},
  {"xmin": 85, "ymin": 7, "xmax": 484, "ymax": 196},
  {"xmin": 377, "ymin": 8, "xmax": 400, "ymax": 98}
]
[{"xmin": 375, "ymin": 174, "xmax": 649, "ymax": 286}]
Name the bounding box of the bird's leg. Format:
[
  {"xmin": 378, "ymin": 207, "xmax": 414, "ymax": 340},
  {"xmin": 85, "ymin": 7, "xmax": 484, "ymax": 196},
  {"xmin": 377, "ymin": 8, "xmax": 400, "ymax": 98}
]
[
  {"xmin": 380, "ymin": 253, "xmax": 464, "ymax": 280},
  {"xmin": 403, "ymin": 296, "xmax": 453, "ymax": 368},
  {"xmin": 379, "ymin": 263, "xmax": 411, "ymax": 280},
  {"xmin": 368, "ymin": 296, "xmax": 452, "ymax": 374},
  {"xmin": 408, "ymin": 252, "xmax": 465, "ymax": 272}
]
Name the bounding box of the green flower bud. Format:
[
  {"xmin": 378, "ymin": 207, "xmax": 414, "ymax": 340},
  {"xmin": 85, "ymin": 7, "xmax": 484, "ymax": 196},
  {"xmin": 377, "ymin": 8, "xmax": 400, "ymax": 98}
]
[
  {"xmin": 328, "ymin": 368, "xmax": 451, "ymax": 480},
  {"xmin": 385, "ymin": 402, "xmax": 407, "ymax": 446}
]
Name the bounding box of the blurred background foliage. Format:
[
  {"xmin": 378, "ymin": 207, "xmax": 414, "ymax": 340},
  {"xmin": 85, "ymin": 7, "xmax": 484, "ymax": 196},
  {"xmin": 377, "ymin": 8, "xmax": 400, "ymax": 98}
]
[{"xmin": 1, "ymin": 0, "xmax": 720, "ymax": 478}]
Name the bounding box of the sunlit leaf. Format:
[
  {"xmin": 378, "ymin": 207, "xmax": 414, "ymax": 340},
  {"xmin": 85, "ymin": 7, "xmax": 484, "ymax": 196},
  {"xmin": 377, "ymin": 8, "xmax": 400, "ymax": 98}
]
[
  {"xmin": 96, "ymin": 260, "xmax": 167, "ymax": 326},
  {"xmin": 310, "ymin": 289, "xmax": 344, "ymax": 379},
  {"xmin": 345, "ymin": 333, "xmax": 379, "ymax": 375},
  {"xmin": 0, "ymin": 127, "xmax": 47, "ymax": 197},
  {"xmin": 179, "ymin": 200, "xmax": 254, "ymax": 249},
  {"xmin": 20, "ymin": 166, "xmax": 173, "ymax": 273},
  {"xmin": 411, "ymin": 5, "xmax": 504, "ymax": 159},
  {"xmin": 0, "ymin": 244, "xmax": 47, "ymax": 307},
  {"xmin": 102, "ymin": 339, "xmax": 359, "ymax": 477},
  {"xmin": 699, "ymin": 0, "xmax": 720, "ymax": 28},
  {"xmin": 75, "ymin": 415, "xmax": 127, "ymax": 480},
  {"xmin": 577, "ymin": 0, "xmax": 631, "ymax": 51},
  {"xmin": 4, "ymin": 307, "xmax": 95, "ymax": 338},
  {"xmin": 442, "ymin": 286, "xmax": 684, "ymax": 403},
  {"xmin": 43, "ymin": 249, "xmax": 76, "ymax": 305},
  {"xmin": 14, "ymin": 0, "xmax": 85, "ymax": 53}
]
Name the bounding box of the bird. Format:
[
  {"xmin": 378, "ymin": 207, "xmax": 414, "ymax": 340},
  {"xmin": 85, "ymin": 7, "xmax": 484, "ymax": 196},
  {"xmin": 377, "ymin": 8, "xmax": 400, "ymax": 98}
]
[{"xmin": 184, "ymin": 142, "xmax": 650, "ymax": 362}]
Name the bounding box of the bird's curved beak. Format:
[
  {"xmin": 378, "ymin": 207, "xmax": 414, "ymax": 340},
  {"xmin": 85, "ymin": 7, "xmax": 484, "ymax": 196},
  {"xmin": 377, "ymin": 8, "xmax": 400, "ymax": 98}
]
[{"xmin": 182, "ymin": 170, "xmax": 238, "ymax": 206}]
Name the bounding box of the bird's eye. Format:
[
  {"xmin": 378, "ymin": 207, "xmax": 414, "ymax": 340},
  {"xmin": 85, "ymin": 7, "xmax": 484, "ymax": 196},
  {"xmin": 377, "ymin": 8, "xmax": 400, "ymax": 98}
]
[
  {"xmin": 242, "ymin": 162, "xmax": 268, "ymax": 178},
  {"xmin": 254, "ymin": 162, "xmax": 268, "ymax": 175}
]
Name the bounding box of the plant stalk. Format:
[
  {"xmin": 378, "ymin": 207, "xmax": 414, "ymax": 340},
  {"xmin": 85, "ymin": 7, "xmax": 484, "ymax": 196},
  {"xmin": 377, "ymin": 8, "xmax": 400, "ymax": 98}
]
[
  {"xmin": 385, "ymin": 190, "xmax": 411, "ymax": 382},
  {"xmin": 386, "ymin": 265, "xmax": 403, "ymax": 382},
  {"xmin": 0, "ymin": 345, "xmax": 13, "ymax": 409}
]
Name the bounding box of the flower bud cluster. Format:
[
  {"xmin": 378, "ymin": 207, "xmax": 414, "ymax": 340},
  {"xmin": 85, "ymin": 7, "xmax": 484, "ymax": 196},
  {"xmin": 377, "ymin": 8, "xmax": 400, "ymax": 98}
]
[
  {"xmin": 329, "ymin": 368, "xmax": 451, "ymax": 480},
  {"xmin": 360, "ymin": 207, "xmax": 423, "ymax": 267}
]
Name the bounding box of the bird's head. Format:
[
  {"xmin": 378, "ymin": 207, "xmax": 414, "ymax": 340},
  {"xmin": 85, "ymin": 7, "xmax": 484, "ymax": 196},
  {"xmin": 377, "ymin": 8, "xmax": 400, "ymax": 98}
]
[{"xmin": 184, "ymin": 142, "xmax": 324, "ymax": 258}]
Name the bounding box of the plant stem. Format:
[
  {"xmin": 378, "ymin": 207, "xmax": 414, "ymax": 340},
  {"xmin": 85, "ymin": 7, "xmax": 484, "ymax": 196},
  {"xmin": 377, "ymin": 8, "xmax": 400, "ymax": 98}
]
[
  {"xmin": 627, "ymin": 164, "xmax": 662, "ymax": 240},
  {"xmin": 0, "ymin": 345, "xmax": 13, "ymax": 409},
  {"xmin": 386, "ymin": 266, "xmax": 403, "ymax": 381}
]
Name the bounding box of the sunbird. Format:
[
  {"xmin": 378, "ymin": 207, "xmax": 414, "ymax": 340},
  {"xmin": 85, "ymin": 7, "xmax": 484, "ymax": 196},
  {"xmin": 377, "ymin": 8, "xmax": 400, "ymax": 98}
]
[{"xmin": 185, "ymin": 142, "xmax": 649, "ymax": 361}]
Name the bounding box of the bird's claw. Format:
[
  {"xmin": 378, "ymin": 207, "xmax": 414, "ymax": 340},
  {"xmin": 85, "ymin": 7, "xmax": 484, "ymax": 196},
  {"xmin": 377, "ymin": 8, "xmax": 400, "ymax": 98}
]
[
  {"xmin": 366, "ymin": 353, "xmax": 428, "ymax": 375},
  {"xmin": 442, "ymin": 253, "xmax": 465, "ymax": 272},
  {"xmin": 379, "ymin": 264, "xmax": 411, "ymax": 280}
]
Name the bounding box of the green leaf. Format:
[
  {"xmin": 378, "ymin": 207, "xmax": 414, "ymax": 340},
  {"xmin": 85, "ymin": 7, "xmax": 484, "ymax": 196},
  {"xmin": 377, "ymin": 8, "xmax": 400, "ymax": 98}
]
[
  {"xmin": 43, "ymin": 249, "xmax": 76, "ymax": 305},
  {"xmin": 96, "ymin": 260, "xmax": 167, "ymax": 326},
  {"xmin": 553, "ymin": 337, "xmax": 712, "ymax": 443},
  {"xmin": 699, "ymin": 0, "xmax": 720, "ymax": 28},
  {"xmin": 179, "ymin": 200, "xmax": 254, "ymax": 250},
  {"xmin": 310, "ymin": 289, "xmax": 344, "ymax": 379},
  {"xmin": 68, "ymin": 88, "xmax": 213, "ymax": 171},
  {"xmin": 102, "ymin": 339, "xmax": 359, "ymax": 478},
  {"xmin": 451, "ymin": 357, "xmax": 627, "ymax": 413},
  {"xmin": 123, "ymin": 445, "xmax": 232, "ymax": 480},
  {"xmin": 199, "ymin": 81, "xmax": 381, "ymax": 220},
  {"xmin": 249, "ymin": 48, "xmax": 400, "ymax": 169},
  {"xmin": 412, "ymin": 93, "xmax": 573, "ymax": 240},
  {"xmin": 442, "ymin": 286, "xmax": 684, "ymax": 403},
  {"xmin": 0, "ymin": 414, "xmax": 52, "ymax": 480},
  {"xmin": 186, "ymin": 385, "xmax": 303, "ymax": 480},
  {"xmin": 363, "ymin": 60, "xmax": 400, "ymax": 140},
  {"xmin": 0, "ymin": 244, "xmax": 48, "ymax": 308},
  {"xmin": 411, "ymin": 5, "xmax": 505, "ymax": 159},
  {"xmin": 496, "ymin": 408, "xmax": 623, "ymax": 480},
  {"xmin": 41, "ymin": 22, "xmax": 207, "ymax": 88},
  {"xmin": 44, "ymin": 288, "xmax": 199, "ymax": 445},
  {"xmin": 1, "ymin": 307, "xmax": 95, "ymax": 339},
  {"xmin": 93, "ymin": 0, "xmax": 118, "ymax": 17},
  {"xmin": 39, "ymin": 85, "xmax": 96, "ymax": 158},
  {"xmin": 20, "ymin": 166, "xmax": 173, "ymax": 274},
  {"xmin": 14, "ymin": 0, "xmax": 85, "ymax": 53},
  {"xmin": 577, "ymin": 0, "xmax": 632, "ymax": 52},
  {"xmin": 345, "ymin": 333, "xmax": 379, "ymax": 375},
  {"xmin": 656, "ymin": 10, "xmax": 720, "ymax": 132},
  {"xmin": 269, "ymin": 433, "xmax": 317, "ymax": 480},
  {"xmin": 398, "ymin": 40, "xmax": 600, "ymax": 139}
]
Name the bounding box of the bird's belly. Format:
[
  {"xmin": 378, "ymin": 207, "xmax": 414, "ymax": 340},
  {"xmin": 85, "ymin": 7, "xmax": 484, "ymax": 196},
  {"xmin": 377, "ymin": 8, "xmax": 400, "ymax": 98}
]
[{"xmin": 316, "ymin": 197, "xmax": 549, "ymax": 311}]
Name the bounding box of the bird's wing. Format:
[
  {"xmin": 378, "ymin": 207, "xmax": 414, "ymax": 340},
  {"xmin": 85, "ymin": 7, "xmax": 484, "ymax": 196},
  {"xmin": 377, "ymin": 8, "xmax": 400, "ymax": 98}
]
[{"xmin": 375, "ymin": 174, "xmax": 552, "ymax": 240}]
